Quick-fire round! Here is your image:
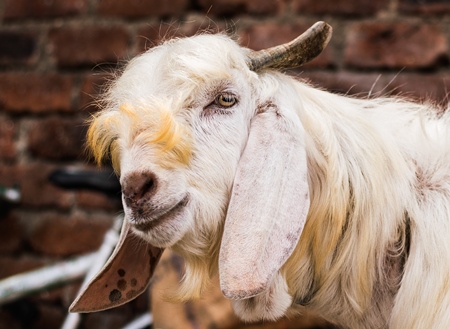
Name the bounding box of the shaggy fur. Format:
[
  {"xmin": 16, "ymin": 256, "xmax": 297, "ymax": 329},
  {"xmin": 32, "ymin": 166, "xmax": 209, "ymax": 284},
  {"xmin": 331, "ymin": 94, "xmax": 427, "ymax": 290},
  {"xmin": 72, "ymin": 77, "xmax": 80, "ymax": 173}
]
[{"xmin": 87, "ymin": 33, "xmax": 450, "ymax": 328}]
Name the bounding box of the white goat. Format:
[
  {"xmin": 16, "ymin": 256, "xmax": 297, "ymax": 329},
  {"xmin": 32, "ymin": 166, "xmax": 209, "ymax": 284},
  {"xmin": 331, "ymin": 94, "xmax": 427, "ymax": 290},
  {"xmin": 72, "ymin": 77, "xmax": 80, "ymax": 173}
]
[{"xmin": 70, "ymin": 22, "xmax": 450, "ymax": 328}]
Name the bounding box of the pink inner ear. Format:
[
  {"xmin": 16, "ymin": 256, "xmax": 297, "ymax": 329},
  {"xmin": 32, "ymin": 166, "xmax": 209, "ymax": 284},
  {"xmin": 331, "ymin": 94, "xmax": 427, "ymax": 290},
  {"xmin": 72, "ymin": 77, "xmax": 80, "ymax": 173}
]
[
  {"xmin": 70, "ymin": 220, "xmax": 164, "ymax": 313},
  {"xmin": 219, "ymin": 108, "xmax": 310, "ymax": 300}
]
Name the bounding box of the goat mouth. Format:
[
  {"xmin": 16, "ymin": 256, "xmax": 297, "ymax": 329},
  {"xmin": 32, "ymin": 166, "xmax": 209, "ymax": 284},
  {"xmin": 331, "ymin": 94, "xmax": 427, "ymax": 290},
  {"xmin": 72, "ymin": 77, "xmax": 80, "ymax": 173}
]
[{"xmin": 131, "ymin": 195, "xmax": 189, "ymax": 232}]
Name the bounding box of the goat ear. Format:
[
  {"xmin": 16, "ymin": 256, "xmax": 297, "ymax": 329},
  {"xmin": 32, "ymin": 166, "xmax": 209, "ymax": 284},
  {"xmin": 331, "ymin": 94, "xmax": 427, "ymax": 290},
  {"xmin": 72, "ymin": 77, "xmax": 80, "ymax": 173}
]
[
  {"xmin": 219, "ymin": 103, "xmax": 310, "ymax": 299},
  {"xmin": 69, "ymin": 219, "xmax": 164, "ymax": 313}
]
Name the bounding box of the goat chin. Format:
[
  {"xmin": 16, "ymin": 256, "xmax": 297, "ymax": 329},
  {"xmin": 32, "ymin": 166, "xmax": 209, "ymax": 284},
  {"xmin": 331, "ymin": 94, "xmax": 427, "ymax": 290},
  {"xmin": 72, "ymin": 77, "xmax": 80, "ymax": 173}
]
[{"xmin": 231, "ymin": 273, "xmax": 292, "ymax": 322}]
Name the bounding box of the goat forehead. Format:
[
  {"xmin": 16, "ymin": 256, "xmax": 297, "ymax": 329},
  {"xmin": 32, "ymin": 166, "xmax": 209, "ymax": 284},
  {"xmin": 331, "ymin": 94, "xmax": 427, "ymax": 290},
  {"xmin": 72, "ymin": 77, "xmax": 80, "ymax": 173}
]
[
  {"xmin": 163, "ymin": 34, "xmax": 246, "ymax": 67},
  {"xmin": 90, "ymin": 34, "xmax": 250, "ymax": 169},
  {"xmin": 115, "ymin": 34, "xmax": 247, "ymax": 98}
]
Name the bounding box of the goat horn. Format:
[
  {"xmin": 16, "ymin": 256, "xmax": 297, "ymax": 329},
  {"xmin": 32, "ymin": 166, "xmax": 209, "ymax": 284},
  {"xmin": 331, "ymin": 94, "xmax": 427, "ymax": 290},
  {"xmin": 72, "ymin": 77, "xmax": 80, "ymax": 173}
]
[{"xmin": 246, "ymin": 21, "xmax": 332, "ymax": 71}]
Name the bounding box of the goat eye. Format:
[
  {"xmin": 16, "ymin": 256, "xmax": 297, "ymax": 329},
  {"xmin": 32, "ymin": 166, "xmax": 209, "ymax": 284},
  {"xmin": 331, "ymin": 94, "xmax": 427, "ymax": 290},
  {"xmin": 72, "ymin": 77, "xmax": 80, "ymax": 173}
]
[{"xmin": 215, "ymin": 94, "xmax": 237, "ymax": 107}]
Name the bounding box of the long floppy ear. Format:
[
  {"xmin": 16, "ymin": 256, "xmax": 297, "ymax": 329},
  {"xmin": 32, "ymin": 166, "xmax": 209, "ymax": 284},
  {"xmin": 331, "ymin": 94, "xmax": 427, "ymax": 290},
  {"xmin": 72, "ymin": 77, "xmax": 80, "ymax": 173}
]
[
  {"xmin": 69, "ymin": 219, "xmax": 164, "ymax": 312},
  {"xmin": 219, "ymin": 103, "xmax": 310, "ymax": 299}
]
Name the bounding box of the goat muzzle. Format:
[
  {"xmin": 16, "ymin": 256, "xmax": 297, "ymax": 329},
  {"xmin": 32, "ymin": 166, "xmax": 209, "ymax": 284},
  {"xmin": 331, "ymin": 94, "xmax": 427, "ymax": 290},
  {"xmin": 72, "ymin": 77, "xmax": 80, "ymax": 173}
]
[{"xmin": 121, "ymin": 171, "xmax": 159, "ymax": 219}]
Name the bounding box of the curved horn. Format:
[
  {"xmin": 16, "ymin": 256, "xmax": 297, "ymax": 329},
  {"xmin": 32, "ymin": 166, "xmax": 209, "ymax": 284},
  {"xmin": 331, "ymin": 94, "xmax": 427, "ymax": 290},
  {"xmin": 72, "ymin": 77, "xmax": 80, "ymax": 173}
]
[{"xmin": 246, "ymin": 21, "xmax": 332, "ymax": 71}]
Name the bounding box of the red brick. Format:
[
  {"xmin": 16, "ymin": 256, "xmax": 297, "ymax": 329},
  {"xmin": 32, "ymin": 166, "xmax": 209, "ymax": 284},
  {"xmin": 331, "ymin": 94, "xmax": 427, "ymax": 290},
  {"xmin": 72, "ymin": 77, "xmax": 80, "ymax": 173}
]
[
  {"xmin": 0, "ymin": 31, "xmax": 38, "ymax": 65},
  {"xmin": 97, "ymin": 0, "xmax": 190, "ymax": 18},
  {"xmin": 198, "ymin": 0, "xmax": 283, "ymax": 15},
  {"xmin": 0, "ymin": 117, "xmax": 17, "ymax": 160},
  {"xmin": 292, "ymin": 0, "xmax": 388, "ymax": 15},
  {"xmin": 137, "ymin": 19, "xmax": 226, "ymax": 52},
  {"xmin": 48, "ymin": 26, "xmax": 130, "ymax": 68},
  {"xmin": 0, "ymin": 73, "xmax": 73, "ymax": 113},
  {"xmin": 80, "ymin": 73, "xmax": 112, "ymax": 113},
  {"xmin": 240, "ymin": 23, "xmax": 334, "ymax": 69},
  {"xmin": 0, "ymin": 299, "xmax": 66, "ymax": 329},
  {"xmin": 76, "ymin": 190, "xmax": 122, "ymax": 211},
  {"xmin": 303, "ymin": 71, "xmax": 391, "ymax": 97},
  {"xmin": 28, "ymin": 117, "xmax": 86, "ymax": 161},
  {"xmin": 400, "ymin": 0, "xmax": 450, "ymax": 15},
  {"xmin": 4, "ymin": 0, "xmax": 88, "ymax": 19},
  {"xmin": 344, "ymin": 22, "xmax": 448, "ymax": 70},
  {"xmin": 0, "ymin": 255, "xmax": 48, "ymax": 279},
  {"xmin": 0, "ymin": 212, "xmax": 24, "ymax": 253},
  {"xmin": 380, "ymin": 74, "xmax": 450, "ymax": 107},
  {"xmin": 137, "ymin": 23, "xmax": 179, "ymax": 52},
  {"xmin": 177, "ymin": 19, "xmax": 227, "ymax": 37},
  {"xmin": 28, "ymin": 213, "xmax": 113, "ymax": 257},
  {"xmin": 303, "ymin": 71, "xmax": 450, "ymax": 106},
  {"xmin": 0, "ymin": 164, "xmax": 73, "ymax": 209}
]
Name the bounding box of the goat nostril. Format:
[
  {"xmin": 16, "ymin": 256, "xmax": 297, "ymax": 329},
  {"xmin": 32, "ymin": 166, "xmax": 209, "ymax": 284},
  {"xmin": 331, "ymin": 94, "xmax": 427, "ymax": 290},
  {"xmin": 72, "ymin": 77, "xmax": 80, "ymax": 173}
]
[
  {"xmin": 123, "ymin": 196, "xmax": 134, "ymax": 207},
  {"xmin": 122, "ymin": 171, "xmax": 158, "ymax": 205},
  {"xmin": 142, "ymin": 179, "xmax": 154, "ymax": 197}
]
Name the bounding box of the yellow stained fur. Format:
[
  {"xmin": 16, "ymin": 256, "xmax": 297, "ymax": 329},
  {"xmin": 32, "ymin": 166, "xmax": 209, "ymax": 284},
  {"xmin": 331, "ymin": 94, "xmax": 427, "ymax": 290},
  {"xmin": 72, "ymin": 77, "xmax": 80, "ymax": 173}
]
[
  {"xmin": 149, "ymin": 107, "xmax": 192, "ymax": 168},
  {"xmin": 86, "ymin": 113, "xmax": 120, "ymax": 166},
  {"xmin": 87, "ymin": 103, "xmax": 192, "ymax": 171},
  {"xmin": 279, "ymin": 82, "xmax": 411, "ymax": 321}
]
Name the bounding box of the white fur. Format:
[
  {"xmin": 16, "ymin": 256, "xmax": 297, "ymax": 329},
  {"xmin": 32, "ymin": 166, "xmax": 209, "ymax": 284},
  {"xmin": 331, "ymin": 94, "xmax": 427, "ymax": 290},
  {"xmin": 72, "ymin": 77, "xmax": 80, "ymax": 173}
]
[
  {"xmin": 91, "ymin": 33, "xmax": 450, "ymax": 328},
  {"xmin": 232, "ymin": 272, "xmax": 293, "ymax": 322}
]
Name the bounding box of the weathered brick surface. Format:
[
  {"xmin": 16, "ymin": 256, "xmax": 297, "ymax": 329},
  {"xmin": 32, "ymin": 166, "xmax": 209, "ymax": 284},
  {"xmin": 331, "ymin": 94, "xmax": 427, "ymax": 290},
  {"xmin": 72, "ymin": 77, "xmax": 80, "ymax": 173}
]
[
  {"xmin": 4, "ymin": 0, "xmax": 88, "ymax": 19},
  {"xmin": 28, "ymin": 213, "xmax": 113, "ymax": 256},
  {"xmin": 0, "ymin": 73, "xmax": 73, "ymax": 113},
  {"xmin": 400, "ymin": 0, "xmax": 450, "ymax": 15},
  {"xmin": 240, "ymin": 22, "xmax": 334, "ymax": 68},
  {"xmin": 0, "ymin": 117, "xmax": 17, "ymax": 161},
  {"xmin": 76, "ymin": 190, "xmax": 122, "ymax": 211},
  {"xmin": 344, "ymin": 22, "xmax": 449, "ymax": 69},
  {"xmin": 48, "ymin": 26, "xmax": 130, "ymax": 67},
  {"xmin": 80, "ymin": 73, "xmax": 112, "ymax": 113},
  {"xmin": 380, "ymin": 74, "xmax": 450, "ymax": 106},
  {"xmin": 0, "ymin": 298, "xmax": 66, "ymax": 329},
  {"xmin": 198, "ymin": 0, "xmax": 283, "ymax": 15},
  {"xmin": 304, "ymin": 71, "xmax": 395, "ymax": 97},
  {"xmin": 0, "ymin": 164, "xmax": 73, "ymax": 209},
  {"xmin": 0, "ymin": 31, "xmax": 38, "ymax": 65},
  {"xmin": 304, "ymin": 71, "xmax": 450, "ymax": 106},
  {"xmin": 292, "ymin": 0, "xmax": 389, "ymax": 16},
  {"xmin": 0, "ymin": 255, "xmax": 48, "ymax": 279},
  {"xmin": 97, "ymin": 0, "xmax": 190, "ymax": 18},
  {"xmin": 0, "ymin": 213, "xmax": 24, "ymax": 253},
  {"xmin": 137, "ymin": 19, "xmax": 226, "ymax": 52},
  {"xmin": 28, "ymin": 117, "xmax": 86, "ymax": 161}
]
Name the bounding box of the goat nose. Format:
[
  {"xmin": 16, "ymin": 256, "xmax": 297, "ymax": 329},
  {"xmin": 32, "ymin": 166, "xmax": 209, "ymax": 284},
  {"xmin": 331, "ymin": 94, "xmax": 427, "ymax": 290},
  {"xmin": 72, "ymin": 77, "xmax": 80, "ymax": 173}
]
[{"xmin": 122, "ymin": 171, "xmax": 157, "ymax": 206}]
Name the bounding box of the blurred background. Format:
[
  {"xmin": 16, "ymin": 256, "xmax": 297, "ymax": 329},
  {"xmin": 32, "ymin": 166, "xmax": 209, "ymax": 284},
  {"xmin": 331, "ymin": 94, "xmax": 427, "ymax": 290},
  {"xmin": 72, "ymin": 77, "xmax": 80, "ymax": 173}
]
[{"xmin": 0, "ymin": 0, "xmax": 449, "ymax": 328}]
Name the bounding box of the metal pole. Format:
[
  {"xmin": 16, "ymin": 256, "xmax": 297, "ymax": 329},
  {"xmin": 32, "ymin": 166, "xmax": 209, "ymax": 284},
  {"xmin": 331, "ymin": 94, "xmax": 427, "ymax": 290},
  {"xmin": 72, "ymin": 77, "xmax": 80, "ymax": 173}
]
[{"xmin": 0, "ymin": 253, "xmax": 96, "ymax": 305}]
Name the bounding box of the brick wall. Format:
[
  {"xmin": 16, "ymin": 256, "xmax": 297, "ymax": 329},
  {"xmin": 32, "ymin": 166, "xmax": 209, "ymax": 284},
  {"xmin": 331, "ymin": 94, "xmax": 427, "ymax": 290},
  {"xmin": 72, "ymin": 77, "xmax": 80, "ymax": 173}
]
[{"xmin": 0, "ymin": 0, "xmax": 449, "ymax": 328}]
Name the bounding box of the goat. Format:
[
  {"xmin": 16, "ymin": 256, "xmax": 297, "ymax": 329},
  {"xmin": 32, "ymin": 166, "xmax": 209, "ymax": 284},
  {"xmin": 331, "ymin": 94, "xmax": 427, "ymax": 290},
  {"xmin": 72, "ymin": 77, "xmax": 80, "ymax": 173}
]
[{"xmin": 70, "ymin": 22, "xmax": 450, "ymax": 328}]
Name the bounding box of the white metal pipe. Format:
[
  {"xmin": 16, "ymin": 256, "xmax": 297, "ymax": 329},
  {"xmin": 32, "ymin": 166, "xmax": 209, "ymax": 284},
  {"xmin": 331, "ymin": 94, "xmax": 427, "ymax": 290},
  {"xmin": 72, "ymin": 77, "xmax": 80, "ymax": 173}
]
[{"xmin": 0, "ymin": 253, "xmax": 96, "ymax": 305}]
